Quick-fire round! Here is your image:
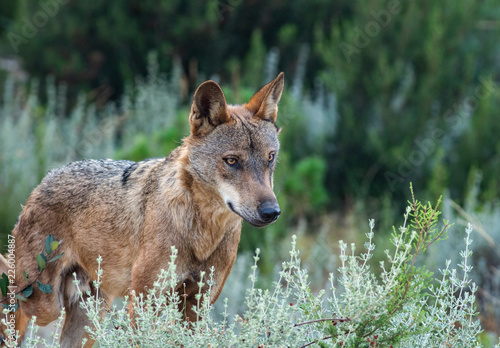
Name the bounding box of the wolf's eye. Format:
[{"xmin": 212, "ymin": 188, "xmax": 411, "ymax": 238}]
[
  {"xmin": 224, "ymin": 158, "xmax": 237, "ymax": 166},
  {"xmin": 268, "ymin": 153, "xmax": 275, "ymax": 163}
]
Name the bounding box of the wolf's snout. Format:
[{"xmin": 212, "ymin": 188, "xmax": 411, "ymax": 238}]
[{"xmin": 258, "ymin": 201, "xmax": 281, "ymax": 223}]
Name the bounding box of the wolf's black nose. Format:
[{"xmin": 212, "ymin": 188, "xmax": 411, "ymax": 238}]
[{"xmin": 258, "ymin": 202, "xmax": 281, "ymax": 223}]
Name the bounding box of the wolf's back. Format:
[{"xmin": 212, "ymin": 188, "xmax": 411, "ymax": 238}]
[
  {"xmin": 35, "ymin": 159, "xmax": 136, "ymax": 209},
  {"xmin": 42, "ymin": 159, "xmax": 135, "ymax": 187}
]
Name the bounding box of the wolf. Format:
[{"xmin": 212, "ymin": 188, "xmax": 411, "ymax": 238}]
[{"xmin": 0, "ymin": 73, "xmax": 284, "ymax": 347}]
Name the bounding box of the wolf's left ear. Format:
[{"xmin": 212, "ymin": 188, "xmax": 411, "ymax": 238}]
[
  {"xmin": 245, "ymin": 72, "xmax": 284, "ymax": 124},
  {"xmin": 190, "ymin": 81, "xmax": 232, "ymax": 136}
]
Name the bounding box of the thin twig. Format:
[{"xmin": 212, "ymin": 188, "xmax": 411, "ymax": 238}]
[
  {"xmin": 449, "ymin": 199, "xmax": 497, "ymax": 249},
  {"xmin": 425, "ymin": 223, "xmax": 450, "ymax": 249},
  {"xmin": 300, "ymin": 335, "xmax": 334, "ymax": 348},
  {"xmin": 294, "ymin": 317, "xmax": 350, "ymax": 327}
]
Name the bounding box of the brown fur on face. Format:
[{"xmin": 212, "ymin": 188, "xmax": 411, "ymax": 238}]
[{"xmin": 0, "ymin": 73, "xmax": 284, "ymax": 347}]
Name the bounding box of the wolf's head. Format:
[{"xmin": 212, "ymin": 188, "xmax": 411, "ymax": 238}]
[{"xmin": 186, "ymin": 73, "xmax": 284, "ymax": 227}]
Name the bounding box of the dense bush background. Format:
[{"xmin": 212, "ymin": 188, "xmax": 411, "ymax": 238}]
[{"xmin": 0, "ymin": 0, "xmax": 499, "ymax": 343}]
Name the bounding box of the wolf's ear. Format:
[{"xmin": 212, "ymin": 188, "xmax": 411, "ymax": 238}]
[
  {"xmin": 190, "ymin": 81, "xmax": 232, "ymax": 136},
  {"xmin": 245, "ymin": 72, "xmax": 284, "ymax": 124}
]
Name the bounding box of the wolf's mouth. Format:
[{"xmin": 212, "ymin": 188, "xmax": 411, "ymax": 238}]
[
  {"xmin": 247, "ymin": 218, "xmax": 278, "ymax": 228},
  {"xmin": 227, "ymin": 202, "xmax": 237, "ymax": 215},
  {"xmin": 226, "ymin": 202, "xmax": 279, "ymax": 227},
  {"xmin": 227, "ymin": 201, "xmax": 245, "ymax": 220}
]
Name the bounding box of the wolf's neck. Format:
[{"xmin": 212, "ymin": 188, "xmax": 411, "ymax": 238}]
[{"xmin": 162, "ymin": 146, "xmax": 240, "ymax": 261}]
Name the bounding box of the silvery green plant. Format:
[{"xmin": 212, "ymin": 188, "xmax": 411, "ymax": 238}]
[{"xmin": 13, "ymin": 188, "xmax": 487, "ymax": 347}]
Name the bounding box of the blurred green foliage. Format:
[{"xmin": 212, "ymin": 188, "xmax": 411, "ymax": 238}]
[
  {"xmin": 1, "ymin": 0, "xmax": 344, "ymax": 99},
  {"xmin": 116, "ymin": 117, "xmax": 187, "ymax": 161},
  {"xmin": 2, "ymin": 0, "xmax": 499, "ymax": 207},
  {"xmin": 0, "ymin": 3, "xmax": 16, "ymax": 37},
  {"xmin": 317, "ymin": 0, "xmax": 499, "ymax": 204},
  {"xmin": 283, "ymin": 156, "xmax": 329, "ymax": 218}
]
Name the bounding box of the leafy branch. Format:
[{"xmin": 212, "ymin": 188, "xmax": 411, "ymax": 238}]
[
  {"xmin": 393, "ymin": 184, "xmax": 451, "ymax": 308},
  {"xmin": 0, "ymin": 235, "xmax": 64, "ymax": 309}
]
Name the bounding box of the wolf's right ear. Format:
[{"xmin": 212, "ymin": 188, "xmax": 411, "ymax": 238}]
[{"xmin": 189, "ymin": 81, "xmax": 232, "ymax": 136}]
